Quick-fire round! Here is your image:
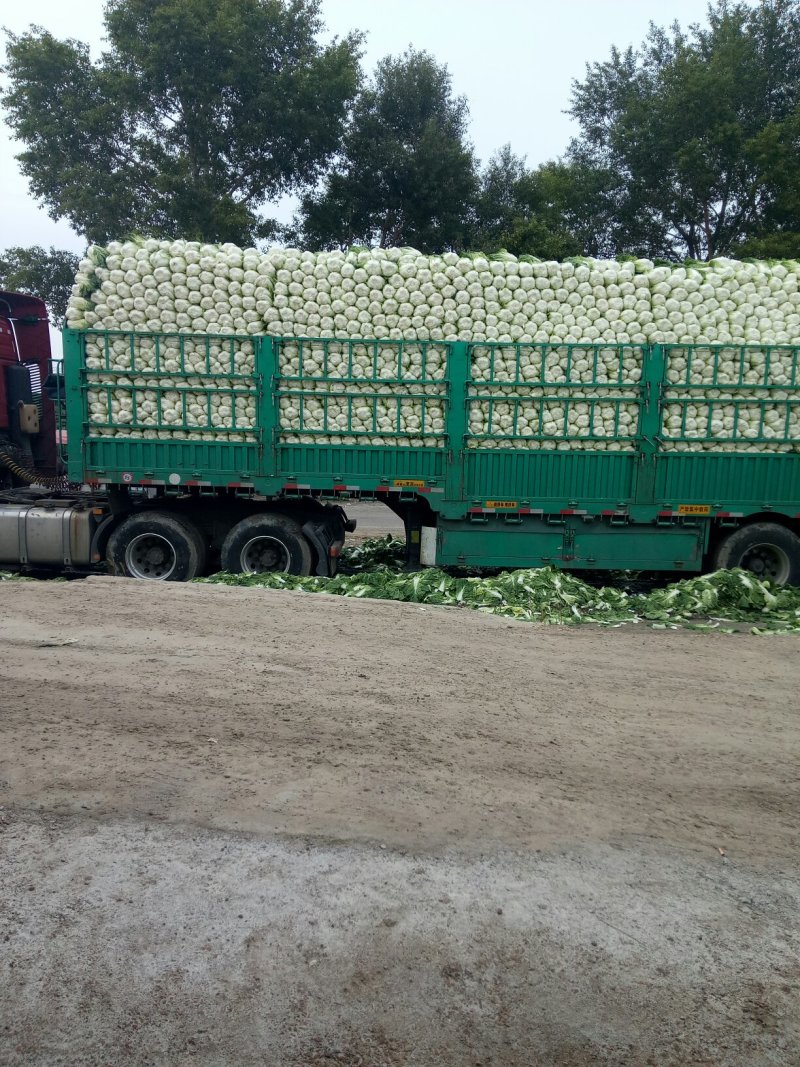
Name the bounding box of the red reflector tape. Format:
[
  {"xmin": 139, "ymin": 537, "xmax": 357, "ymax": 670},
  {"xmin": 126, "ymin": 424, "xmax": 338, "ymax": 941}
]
[
  {"xmin": 657, "ymin": 510, "xmax": 674, "ymax": 518},
  {"xmin": 560, "ymin": 509, "xmax": 586, "ymax": 516},
  {"xmin": 470, "ymin": 506, "xmax": 544, "ymax": 516}
]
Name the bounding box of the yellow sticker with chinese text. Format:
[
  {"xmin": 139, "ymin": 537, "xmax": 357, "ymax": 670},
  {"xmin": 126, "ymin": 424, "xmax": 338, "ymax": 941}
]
[{"xmin": 678, "ymin": 504, "xmax": 711, "ymax": 515}]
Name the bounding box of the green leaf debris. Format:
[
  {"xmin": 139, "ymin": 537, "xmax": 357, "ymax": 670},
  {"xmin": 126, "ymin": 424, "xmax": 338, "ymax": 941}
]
[{"xmin": 196, "ymin": 537, "xmax": 800, "ymax": 633}]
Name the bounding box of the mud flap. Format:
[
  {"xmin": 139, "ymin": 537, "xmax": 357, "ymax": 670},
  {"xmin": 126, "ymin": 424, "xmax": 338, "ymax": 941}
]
[{"xmin": 302, "ymin": 506, "xmax": 348, "ymax": 576}]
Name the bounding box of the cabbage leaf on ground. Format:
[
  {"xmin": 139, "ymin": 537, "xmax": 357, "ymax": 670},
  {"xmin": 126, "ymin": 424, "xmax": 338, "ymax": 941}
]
[{"xmin": 198, "ymin": 537, "xmax": 800, "ymax": 633}]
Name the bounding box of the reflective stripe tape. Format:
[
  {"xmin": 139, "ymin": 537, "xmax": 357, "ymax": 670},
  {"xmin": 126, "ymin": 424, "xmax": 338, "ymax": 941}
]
[
  {"xmin": 468, "ymin": 506, "xmax": 542, "ymax": 516},
  {"xmin": 374, "ymin": 485, "xmax": 441, "ymax": 493}
]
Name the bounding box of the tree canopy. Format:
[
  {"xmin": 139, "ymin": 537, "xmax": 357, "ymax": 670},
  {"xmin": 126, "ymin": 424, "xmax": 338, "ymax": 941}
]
[
  {"xmin": 2, "ymin": 0, "xmax": 799, "ymax": 266},
  {"xmin": 2, "ymin": 0, "xmax": 362, "ymax": 245},
  {"xmin": 294, "ymin": 49, "xmax": 477, "ymax": 253},
  {"xmin": 0, "ymin": 246, "xmax": 80, "ymax": 327},
  {"xmin": 468, "ymin": 146, "xmax": 620, "ymax": 259},
  {"xmin": 567, "ymin": 0, "xmax": 800, "ymax": 259}
]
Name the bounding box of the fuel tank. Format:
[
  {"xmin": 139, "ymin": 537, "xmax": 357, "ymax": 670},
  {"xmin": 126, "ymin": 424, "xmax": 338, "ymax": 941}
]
[{"xmin": 0, "ymin": 502, "xmax": 94, "ymax": 567}]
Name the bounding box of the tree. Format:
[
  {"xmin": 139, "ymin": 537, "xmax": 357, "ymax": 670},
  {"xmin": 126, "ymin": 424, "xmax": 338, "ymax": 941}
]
[
  {"xmin": 469, "ymin": 145, "xmax": 529, "ymax": 251},
  {"xmin": 0, "ymin": 246, "xmax": 80, "ymax": 326},
  {"xmin": 469, "ymin": 147, "xmax": 618, "ymax": 259},
  {"xmin": 295, "ymin": 49, "xmax": 477, "ymax": 252},
  {"xmin": 568, "ymin": 0, "xmax": 800, "ymax": 260},
  {"xmin": 736, "ymin": 103, "xmax": 800, "ymax": 257},
  {"xmin": 2, "ymin": 0, "xmax": 362, "ymax": 246}
]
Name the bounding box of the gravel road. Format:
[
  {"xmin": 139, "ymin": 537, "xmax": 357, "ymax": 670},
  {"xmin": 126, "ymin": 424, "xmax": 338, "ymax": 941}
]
[{"xmin": 1, "ymin": 576, "xmax": 798, "ymax": 1066}]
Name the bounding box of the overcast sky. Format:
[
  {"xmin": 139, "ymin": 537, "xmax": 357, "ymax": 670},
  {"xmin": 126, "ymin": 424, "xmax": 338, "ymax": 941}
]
[{"xmin": 1, "ymin": 0, "xmax": 737, "ymax": 254}]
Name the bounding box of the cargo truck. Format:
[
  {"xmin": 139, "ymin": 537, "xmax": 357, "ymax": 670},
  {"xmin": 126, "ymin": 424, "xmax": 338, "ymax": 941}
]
[{"xmin": 2, "ymin": 287, "xmax": 800, "ymax": 584}]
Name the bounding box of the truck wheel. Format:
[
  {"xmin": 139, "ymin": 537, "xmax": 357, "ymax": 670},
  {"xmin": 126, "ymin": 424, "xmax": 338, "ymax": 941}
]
[
  {"xmin": 713, "ymin": 522, "xmax": 800, "ymax": 586},
  {"xmin": 107, "ymin": 512, "xmax": 206, "ymax": 581},
  {"xmin": 220, "ymin": 513, "xmax": 312, "ymax": 576}
]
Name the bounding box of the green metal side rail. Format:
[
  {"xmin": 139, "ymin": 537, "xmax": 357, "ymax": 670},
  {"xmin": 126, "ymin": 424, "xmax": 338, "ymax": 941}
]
[
  {"xmin": 62, "ymin": 329, "xmax": 800, "ymax": 520},
  {"xmin": 655, "ymin": 344, "xmax": 800, "ymax": 508},
  {"xmin": 49, "ymin": 357, "xmax": 69, "ymax": 468}
]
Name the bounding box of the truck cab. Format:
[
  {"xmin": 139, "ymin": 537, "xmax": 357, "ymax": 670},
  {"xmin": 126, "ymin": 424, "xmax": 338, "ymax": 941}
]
[{"xmin": 0, "ymin": 289, "xmax": 60, "ymax": 486}]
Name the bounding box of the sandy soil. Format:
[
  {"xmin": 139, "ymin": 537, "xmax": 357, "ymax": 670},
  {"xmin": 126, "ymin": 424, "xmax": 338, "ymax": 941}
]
[{"xmin": 1, "ymin": 576, "xmax": 799, "ymax": 1066}]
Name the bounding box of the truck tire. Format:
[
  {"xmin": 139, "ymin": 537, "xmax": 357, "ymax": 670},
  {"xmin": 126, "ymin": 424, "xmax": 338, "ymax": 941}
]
[
  {"xmin": 713, "ymin": 522, "xmax": 800, "ymax": 586},
  {"xmin": 220, "ymin": 513, "xmax": 312, "ymax": 576},
  {"xmin": 107, "ymin": 512, "xmax": 207, "ymax": 581}
]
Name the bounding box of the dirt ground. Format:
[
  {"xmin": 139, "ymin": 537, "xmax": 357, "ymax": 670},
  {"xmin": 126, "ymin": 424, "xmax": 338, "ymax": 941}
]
[{"xmin": 1, "ymin": 561, "xmax": 799, "ymax": 1066}]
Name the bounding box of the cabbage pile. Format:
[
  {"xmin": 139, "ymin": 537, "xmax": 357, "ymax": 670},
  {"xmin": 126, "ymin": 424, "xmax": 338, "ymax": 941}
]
[
  {"xmin": 83, "ymin": 335, "xmax": 258, "ymax": 441},
  {"xmin": 661, "ymin": 345, "xmax": 800, "ymax": 452},
  {"xmin": 66, "ymin": 239, "xmax": 800, "ymax": 452},
  {"xmin": 200, "ymin": 538, "xmax": 800, "ymax": 634}
]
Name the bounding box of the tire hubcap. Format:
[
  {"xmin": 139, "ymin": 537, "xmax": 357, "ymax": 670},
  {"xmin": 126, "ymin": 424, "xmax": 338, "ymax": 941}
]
[
  {"xmin": 125, "ymin": 533, "xmax": 177, "ymax": 580},
  {"xmin": 740, "ymin": 543, "xmax": 790, "ymax": 585},
  {"xmin": 240, "ymin": 535, "xmax": 291, "ymax": 574}
]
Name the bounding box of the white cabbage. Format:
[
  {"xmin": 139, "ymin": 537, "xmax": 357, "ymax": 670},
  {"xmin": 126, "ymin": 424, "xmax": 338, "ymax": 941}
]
[{"xmin": 67, "ymin": 240, "xmax": 800, "ymax": 451}]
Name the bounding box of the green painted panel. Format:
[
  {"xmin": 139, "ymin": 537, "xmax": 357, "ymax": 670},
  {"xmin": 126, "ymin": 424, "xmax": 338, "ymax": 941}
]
[
  {"xmin": 571, "ymin": 525, "xmax": 704, "ymax": 568},
  {"xmin": 62, "ymin": 329, "xmax": 86, "ymax": 484},
  {"xmin": 654, "ymin": 453, "xmax": 800, "ymax": 508},
  {"xmin": 438, "ymin": 523, "xmax": 566, "ymax": 569},
  {"xmin": 437, "ymin": 517, "xmax": 704, "ymax": 571},
  {"xmin": 276, "ymin": 443, "xmax": 446, "ymax": 482},
  {"xmin": 463, "ymin": 449, "xmax": 637, "ymax": 506},
  {"xmin": 83, "ymin": 437, "xmax": 259, "ymax": 484}
]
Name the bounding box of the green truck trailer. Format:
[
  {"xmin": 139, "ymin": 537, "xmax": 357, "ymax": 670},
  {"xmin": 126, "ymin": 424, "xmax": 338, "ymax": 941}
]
[{"xmin": 1, "ymin": 296, "xmax": 800, "ymax": 582}]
